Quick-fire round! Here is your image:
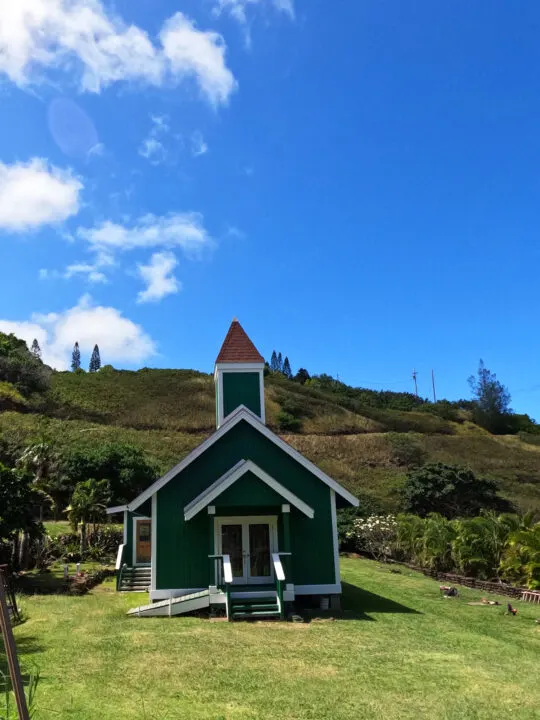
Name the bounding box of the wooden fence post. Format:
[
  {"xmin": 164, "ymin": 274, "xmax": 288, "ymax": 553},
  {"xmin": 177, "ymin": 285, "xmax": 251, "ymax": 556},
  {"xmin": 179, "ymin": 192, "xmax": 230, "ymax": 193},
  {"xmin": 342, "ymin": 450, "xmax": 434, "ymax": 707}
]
[{"xmin": 0, "ymin": 567, "xmax": 30, "ymax": 720}]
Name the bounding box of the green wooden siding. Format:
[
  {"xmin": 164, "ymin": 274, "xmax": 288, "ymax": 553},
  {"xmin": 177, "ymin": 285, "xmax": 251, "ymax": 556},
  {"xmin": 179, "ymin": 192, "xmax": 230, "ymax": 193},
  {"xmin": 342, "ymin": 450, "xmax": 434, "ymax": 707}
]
[
  {"xmin": 222, "ymin": 372, "xmax": 261, "ymax": 419},
  {"xmin": 155, "ymin": 420, "xmax": 336, "ymax": 590},
  {"xmin": 124, "ymin": 510, "xmax": 133, "ymax": 565}
]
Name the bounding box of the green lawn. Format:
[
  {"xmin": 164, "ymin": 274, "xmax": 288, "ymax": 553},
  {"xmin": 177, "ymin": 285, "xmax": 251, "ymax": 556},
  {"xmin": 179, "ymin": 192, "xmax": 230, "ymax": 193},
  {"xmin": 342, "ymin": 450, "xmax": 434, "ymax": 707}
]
[{"xmin": 6, "ymin": 558, "xmax": 540, "ymax": 719}]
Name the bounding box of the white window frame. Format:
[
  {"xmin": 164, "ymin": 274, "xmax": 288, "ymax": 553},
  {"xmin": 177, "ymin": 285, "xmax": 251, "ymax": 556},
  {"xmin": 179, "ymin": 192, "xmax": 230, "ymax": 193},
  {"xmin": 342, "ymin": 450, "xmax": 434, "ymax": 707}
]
[
  {"xmin": 214, "ymin": 515, "xmax": 278, "ymax": 585},
  {"xmin": 132, "ymin": 516, "xmax": 151, "ymax": 566}
]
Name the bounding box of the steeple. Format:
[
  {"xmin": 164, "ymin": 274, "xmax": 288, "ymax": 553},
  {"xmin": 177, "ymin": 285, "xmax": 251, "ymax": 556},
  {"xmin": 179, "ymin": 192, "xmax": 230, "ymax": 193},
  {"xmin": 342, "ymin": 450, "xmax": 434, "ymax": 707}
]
[{"xmin": 214, "ymin": 319, "xmax": 265, "ymax": 427}]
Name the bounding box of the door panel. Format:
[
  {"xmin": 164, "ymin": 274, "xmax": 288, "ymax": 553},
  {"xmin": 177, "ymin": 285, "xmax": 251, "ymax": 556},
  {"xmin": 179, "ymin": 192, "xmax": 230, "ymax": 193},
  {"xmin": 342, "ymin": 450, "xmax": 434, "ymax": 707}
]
[
  {"xmin": 248, "ymin": 523, "xmax": 271, "ymax": 581},
  {"xmin": 136, "ymin": 520, "xmax": 151, "ymax": 563},
  {"xmin": 221, "ymin": 524, "xmax": 246, "ymax": 582}
]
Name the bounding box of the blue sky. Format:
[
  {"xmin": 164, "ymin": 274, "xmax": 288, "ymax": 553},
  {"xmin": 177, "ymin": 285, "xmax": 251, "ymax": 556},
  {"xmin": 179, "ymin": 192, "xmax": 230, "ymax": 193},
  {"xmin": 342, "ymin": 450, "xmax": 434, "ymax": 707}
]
[{"xmin": 0, "ymin": 1, "xmax": 539, "ymax": 417}]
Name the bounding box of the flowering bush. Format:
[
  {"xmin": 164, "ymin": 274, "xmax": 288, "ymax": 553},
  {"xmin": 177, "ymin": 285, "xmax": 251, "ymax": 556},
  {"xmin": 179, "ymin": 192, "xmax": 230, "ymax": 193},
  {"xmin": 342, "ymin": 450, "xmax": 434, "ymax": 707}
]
[{"xmin": 352, "ymin": 515, "xmax": 397, "ymax": 561}]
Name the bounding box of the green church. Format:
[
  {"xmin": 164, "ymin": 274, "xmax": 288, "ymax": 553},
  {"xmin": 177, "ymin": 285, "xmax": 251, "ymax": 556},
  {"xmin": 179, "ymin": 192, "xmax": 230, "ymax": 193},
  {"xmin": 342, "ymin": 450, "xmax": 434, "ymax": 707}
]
[{"xmin": 108, "ymin": 320, "xmax": 359, "ymax": 619}]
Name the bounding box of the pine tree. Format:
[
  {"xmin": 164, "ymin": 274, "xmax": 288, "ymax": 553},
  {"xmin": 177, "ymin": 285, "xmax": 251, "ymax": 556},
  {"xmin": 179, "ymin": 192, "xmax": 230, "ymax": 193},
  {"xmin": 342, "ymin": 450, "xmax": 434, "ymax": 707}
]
[
  {"xmin": 30, "ymin": 338, "xmax": 41, "ymax": 359},
  {"xmin": 283, "ymin": 356, "xmax": 292, "ymax": 379},
  {"xmin": 270, "ymin": 350, "xmax": 279, "ymax": 372},
  {"xmin": 277, "ymin": 352, "xmax": 283, "ymax": 373},
  {"xmin": 71, "ymin": 342, "xmax": 81, "ymax": 371},
  {"xmin": 89, "ymin": 344, "xmax": 101, "ymax": 372}
]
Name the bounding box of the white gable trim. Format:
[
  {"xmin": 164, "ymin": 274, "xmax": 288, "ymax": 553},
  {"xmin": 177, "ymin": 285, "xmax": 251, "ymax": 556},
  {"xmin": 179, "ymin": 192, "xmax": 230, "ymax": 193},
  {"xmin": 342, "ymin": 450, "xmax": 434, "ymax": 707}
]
[
  {"xmin": 184, "ymin": 459, "xmax": 315, "ymax": 521},
  {"xmin": 128, "ymin": 405, "xmax": 358, "ymax": 511},
  {"xmin": 106, "ymin": 504, "xmax": 127, "ymax": 515}
]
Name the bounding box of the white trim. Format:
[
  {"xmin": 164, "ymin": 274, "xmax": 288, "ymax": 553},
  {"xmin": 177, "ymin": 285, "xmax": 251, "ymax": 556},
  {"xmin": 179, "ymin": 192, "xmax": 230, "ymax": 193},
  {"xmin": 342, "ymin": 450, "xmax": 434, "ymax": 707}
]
[
  {"xmin": 122, "ymin": 509, "xmax": 128, "ymax": 545},
  {"xmin": 184, "ymin": 459, "xmax": 314, "ymax": 520},
  {"xmin": 214, "ymin": 515, "xmax": 278, "ymax": 585},
  {"xmin": 115, "ymin": 543, "xmax": 125, "ymax": 571},
  {"xmin": 294, "ymin": 583, "xmax": 341, "ymax": 595},
  {"xmin": 281, "ymin": 504, "xmax": 290, "ymax": 513},
  {"xmin": 330, "ymin": 489, "xmax": 341, "ymax": 588},
  {"xmin": 207, "ymin": 505, "xmax": 216, "ymax": 515},
  {"xmin": 128, "ymin": 406, "xmax": 358, "ymax": 511},
  {"xmin": 214, "ymin": 363, "xmax": 265, "ymax": 428},
  {"xmin": 132, "ymin": 516, "xmax": 151, "ymax": 566},
  {"xmin": 272, "ymin": 553, "xmax": 285, "ymax": 581},
  {"xmin": 222, "ymin": 554, "xmax": 233, "ymax": 584},
  {"xmin": 106, "ymin": 504, "xmax": 127, "ymax": 515},
  {"xmin": 151, "ymin": 494, "xmax": 157, "ymax": 591},
  {"xmin": 150, "ymin": 588, "xmax": 205, "ymax": 601},
  {"xmin": 215, "ymin": 362, "xmax": 265, "ymax": 372}
]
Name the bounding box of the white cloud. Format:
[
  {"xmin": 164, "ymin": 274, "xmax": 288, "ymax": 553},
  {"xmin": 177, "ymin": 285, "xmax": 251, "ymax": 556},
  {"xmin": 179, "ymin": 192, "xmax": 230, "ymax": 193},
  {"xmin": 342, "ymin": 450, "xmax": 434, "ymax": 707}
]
[
  {"xmin": 160, "ymin": 13, "xmax": 236, "ymax": 106},
  {"xmin": 0, "ymin": 2, "xmax": 236, "ymax": 105},
  {"xmin": 0, "ymin": 295, "xmax": 156, "ymax": 370},
  {"xmin": 78, "ymin": 212, "xmax": 212, "ymax": 256},
  {"xmin": 64, "ymin": 263, "xmax": 107, "ymax": 284},
  {"xmin": 138, "ymin": 114, "xmax": 171, "ymax": 165},
  {"xmin": 191, "ymin": 131, "xmax": 208, "ymax": 157},
  {"xmin": 0, "ymin": 158, "xmax": 82, "ymax": 232},
  {"xmin": 214, "ymin": 0, "xmax": 294, "ymax": 43},
  {"xmin": 137, "ymin": 251, "xmax": 180, "ymax": 303}
]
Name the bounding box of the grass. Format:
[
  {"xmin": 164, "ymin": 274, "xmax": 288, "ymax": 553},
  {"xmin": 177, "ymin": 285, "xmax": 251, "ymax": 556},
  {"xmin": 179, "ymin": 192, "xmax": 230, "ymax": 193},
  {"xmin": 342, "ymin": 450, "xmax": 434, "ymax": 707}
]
[{"xmin": 6, "ymin": 558, "xmax": 540, "ymax": 719}]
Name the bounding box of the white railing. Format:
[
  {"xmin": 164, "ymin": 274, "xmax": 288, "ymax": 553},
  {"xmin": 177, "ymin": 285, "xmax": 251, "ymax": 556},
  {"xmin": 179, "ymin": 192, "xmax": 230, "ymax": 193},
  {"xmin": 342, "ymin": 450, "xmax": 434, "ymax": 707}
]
[
  {"xmin": 115, "ymin": 543, "xmax": 125, "ymax": 571},
  {"xmin": 272, "ymin": 553, "xmax": 285, "ymax": 581},
  {"xmin": 222, "ymin": 554, "xmax": 233, "ymax": 584}
]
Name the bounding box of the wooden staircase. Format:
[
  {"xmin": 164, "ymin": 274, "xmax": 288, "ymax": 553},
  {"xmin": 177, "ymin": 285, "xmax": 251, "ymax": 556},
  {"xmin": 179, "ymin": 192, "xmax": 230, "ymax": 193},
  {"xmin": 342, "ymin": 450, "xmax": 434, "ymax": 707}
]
[
  {"xmin": 229, "ymin": 590, "xmax": 281, "ymax": 620},
  {"xmin": 119, "ymin": 566, "xmax": 151, "ymax": 592}
]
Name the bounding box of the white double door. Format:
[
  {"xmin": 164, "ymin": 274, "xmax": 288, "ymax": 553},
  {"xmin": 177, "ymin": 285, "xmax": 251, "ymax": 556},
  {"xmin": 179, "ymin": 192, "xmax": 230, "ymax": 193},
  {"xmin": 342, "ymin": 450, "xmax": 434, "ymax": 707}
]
[{"xmin": 215, "ymin": 516, "xmax": 278, "ymax": 585}]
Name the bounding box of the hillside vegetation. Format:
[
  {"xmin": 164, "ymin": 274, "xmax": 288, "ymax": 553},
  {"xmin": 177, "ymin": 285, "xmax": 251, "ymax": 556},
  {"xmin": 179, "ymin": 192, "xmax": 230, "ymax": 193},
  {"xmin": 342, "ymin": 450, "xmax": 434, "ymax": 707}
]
[{"xmin": 1, "ymin": 367, "xmax": 539, "ymax": 514}]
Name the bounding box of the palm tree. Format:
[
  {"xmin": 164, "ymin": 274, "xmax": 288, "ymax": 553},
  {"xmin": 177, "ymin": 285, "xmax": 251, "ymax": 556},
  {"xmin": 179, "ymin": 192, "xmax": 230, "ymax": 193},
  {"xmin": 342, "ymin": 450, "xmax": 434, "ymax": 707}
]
[
  {"xmin": 501, "ymin": 523, "xmax": 540, "ymax": 590},
  {"xmin": 395, "ymin": 514, "xmax": 425, "ymax": 564},
  {"xmin": 66, "ymin": 479, "xmax": 110, "ymax": 554},
  {"xmin": 17, "ymin": 441, "xmax": 61, "ymax": 520},
  {"xmin": 421, "ymin": 514, "xmax": 455, "ymax": 571}
]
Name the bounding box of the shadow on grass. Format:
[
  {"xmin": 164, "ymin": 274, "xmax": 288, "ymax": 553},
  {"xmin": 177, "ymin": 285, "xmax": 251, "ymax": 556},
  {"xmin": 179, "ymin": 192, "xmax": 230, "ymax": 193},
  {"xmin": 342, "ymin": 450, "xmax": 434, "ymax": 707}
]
[
  {"xmin": 300, "ymin": 581, "xmax": 422, "ymax": 622},
  {"xmin": 15, "ymin": 571, "xmax": 69, "ymax": 596}
]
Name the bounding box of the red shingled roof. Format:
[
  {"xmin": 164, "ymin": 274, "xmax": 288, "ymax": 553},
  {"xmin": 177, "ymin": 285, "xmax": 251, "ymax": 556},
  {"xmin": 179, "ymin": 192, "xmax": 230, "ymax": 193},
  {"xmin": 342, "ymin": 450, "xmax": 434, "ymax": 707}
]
[{"xmin": 216, "ymin": 319, "xmax": 264, "ymax": 364}]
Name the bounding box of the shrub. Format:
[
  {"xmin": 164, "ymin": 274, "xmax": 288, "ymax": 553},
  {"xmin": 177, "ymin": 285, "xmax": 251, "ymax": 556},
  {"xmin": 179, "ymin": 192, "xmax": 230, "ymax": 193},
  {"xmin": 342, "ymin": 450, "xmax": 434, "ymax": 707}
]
[
  {"xmin": 400, "ymin": 463, "xmax": 512, "ymax": 518},
  {"xmin": 337, "ymin": 494, "xmax": 385, "ymax": 550},
  {"xmin": 351, "ymin": 515, "xmax": 397, "ymax": 561},
  {"xmin": 387, "ymin": 433, "xmax": 427, "ymax": 468},
  {"xmin": 276, "ymin": 411, "xmax": 302, "ymax": 432}
]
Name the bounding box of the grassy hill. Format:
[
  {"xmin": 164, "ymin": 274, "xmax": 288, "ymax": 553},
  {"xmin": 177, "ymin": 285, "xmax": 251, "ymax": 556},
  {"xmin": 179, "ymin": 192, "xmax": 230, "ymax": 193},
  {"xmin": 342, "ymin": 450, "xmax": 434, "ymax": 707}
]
[{"xmin": 1, "ymin": 367, "xmax": 540, "ymax": 513}]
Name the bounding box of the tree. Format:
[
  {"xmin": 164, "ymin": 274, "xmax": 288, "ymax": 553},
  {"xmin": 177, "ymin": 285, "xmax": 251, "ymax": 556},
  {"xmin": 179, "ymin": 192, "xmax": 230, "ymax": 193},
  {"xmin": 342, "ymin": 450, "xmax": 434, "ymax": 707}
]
[
  {"xmin": 0, "ymin": 331, "xmax": 50, "ymax": 396},
  {"xmin": 17, "ymin": 439, "xmax": 64, "ymax": 520},
  {"xmin": 400, "ymin": 463, "xmax": 511, "ymax": 518},
  {"xmin": 282, "ymin": 356, "xmax": 292, "ymax": 379},
  {"xmin": 71, "ymin": 342, "xmax": 81, "ymax": 371},
  {"xmin": 270, "ymin": 350, "xmax": 279, "ymax": 372},
  {"xmin": 0, "ymin": 463, "xmax": 43, "ymax": 569},
  {"xmin": 64, "ymin": 442, "xmax": 158, "ymax": 505},
  {"xmin": 67, "ymin": 478, "xmax": 110, "ymax": 554},
  {"xmin": 500, "ymin": 522, "xmax": 540, "ymax": 590},
  {"xmin": 293, "ymin": 368, "xmax": 310, "ymax": 385},
  {"xmin": 468, "ymin": 360, "xmax": 512, "ymax": 434},
  {"xmin": 89, "ymin": 344, "xmax": 101, "ymax": 372},
  {"xmin": 30, "ymin": 338, "xmax": 41, "ymax": 359},
  {"xmin": 277, "ymin": 352, "xmax": 283, "ymax": 373}
]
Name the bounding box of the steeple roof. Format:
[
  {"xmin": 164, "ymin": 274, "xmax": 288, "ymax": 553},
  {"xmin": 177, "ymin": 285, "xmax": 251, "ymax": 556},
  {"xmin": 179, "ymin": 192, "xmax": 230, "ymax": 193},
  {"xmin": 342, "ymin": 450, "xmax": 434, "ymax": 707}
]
[{"xmin": 216, "ymin": 319, "xmax": 264, "ymax": 364}]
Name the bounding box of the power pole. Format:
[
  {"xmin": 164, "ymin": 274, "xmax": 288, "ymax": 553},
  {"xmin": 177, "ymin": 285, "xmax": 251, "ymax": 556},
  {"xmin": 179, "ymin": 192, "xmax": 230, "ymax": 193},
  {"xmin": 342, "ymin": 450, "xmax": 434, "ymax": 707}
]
[
  {"xmin": 412, "ymin": 369, "xmax": 418, "ymax": 397},
  {"xmin": 431, "ymin": 369, "xmax": 437, "ymax": 403}
]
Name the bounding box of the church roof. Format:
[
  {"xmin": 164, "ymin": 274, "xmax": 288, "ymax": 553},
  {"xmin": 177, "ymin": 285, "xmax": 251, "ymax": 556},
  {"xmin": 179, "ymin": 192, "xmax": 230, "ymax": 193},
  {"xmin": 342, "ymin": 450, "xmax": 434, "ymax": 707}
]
[{"xmin": 215, "ymin": 319, "xmax": 265, "ymax": 364}]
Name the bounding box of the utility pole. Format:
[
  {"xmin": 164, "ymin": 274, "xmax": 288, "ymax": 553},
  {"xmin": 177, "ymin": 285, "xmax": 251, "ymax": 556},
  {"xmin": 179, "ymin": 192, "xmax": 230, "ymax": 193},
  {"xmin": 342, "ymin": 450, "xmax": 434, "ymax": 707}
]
[
  {"xmin": 431, "ymin": 369, "xmax": 437, "ymax": 403},
  {"xmin": 412, "ymin": 369, "xmax": 418, "ymax": 397}
]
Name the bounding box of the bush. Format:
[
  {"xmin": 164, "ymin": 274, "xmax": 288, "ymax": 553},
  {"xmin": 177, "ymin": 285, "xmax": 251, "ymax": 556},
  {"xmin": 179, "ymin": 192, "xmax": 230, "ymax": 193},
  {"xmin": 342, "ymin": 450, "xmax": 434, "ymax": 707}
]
[
  {"xmin": 400, "ymin": 463, "xmax": 512, "ymax": 518},
  {"xmin": 337, "ymin": 494, "xmax": 385, "ymax": 550},
  {"xmin": 350, "ymin": 515, "xmax": 397, "ymax": 561},
  {"xmin": 276, "ymin": 411, "xmax": 302, "ymax": 432},
  {"xmin": 418, "ymin": 401, "xmax": 461, "ymax": 423},
  {"xmin": 387, "ymin": 433, "xmax": 427, "ymax": 468}
]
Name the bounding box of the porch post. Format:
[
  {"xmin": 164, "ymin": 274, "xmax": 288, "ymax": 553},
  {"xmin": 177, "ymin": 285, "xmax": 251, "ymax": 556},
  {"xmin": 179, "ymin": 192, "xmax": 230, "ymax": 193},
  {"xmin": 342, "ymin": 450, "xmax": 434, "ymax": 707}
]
[
  {"xmin": 282, "ymin": 504, "xmax": 291, "ymax": 580},
  {"xmin": 208, "ymin": 506, "xmax": 216, "ymax": 586}
]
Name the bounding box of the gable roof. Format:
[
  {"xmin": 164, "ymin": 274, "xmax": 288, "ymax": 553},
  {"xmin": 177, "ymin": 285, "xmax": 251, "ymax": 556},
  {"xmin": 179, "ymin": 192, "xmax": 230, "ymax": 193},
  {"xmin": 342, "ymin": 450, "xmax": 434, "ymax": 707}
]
[
  {"xmin": 184, "ymin": 459, "xmax": 315, "ymax": 520},
  {"xmin": 215, "ymin": 319, "xmax": 265, "ymax": 364},
  {"xmin": 128, "ymin": 405, "xmax": 359, "ymax": 511}
]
